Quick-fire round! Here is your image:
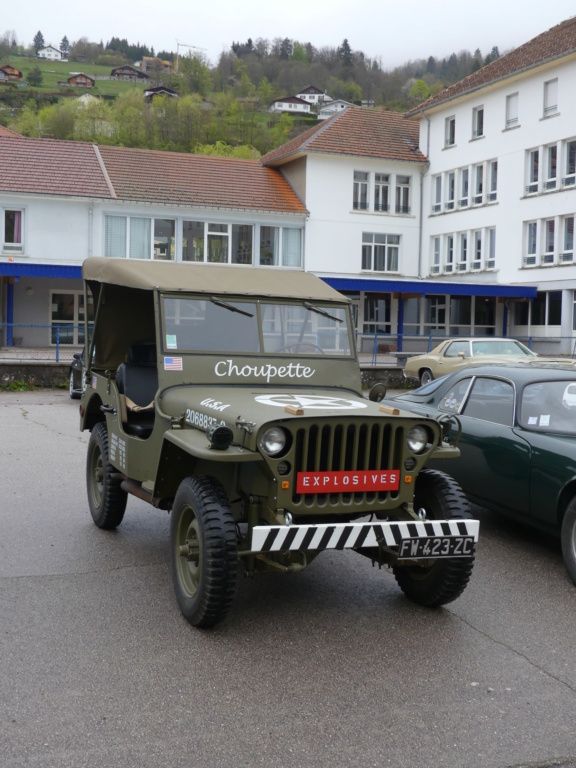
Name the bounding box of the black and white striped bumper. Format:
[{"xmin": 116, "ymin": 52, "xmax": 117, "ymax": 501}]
[{"xmin": 250, "ymin": 519, "xmax": 480, "ymax": 554}]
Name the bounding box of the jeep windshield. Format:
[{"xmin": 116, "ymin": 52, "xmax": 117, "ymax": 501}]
[{"xmin": 162, "ymin": 296, "xmax": 353, "ymax": 356}]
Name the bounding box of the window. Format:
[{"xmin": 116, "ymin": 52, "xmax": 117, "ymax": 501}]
[
  {"xmin": 259, "ymin": 226, "xmax": 279, "ymax": 265},
  {"xmin": 564, "ymin": 140, "xmax": 576, "ymax": 186},
  {"xmin": 362, "ymin": 232, "xmax": 400, "ymax": 272},
  {"xmin": 526, "ymin": 150, "xmax": 539, "ymax": 194},
  {"xmin": 459, "ymin": 169, "xmax": 469, "ymax": 207},
  {"xmin": 543, "ymin": 219, "xmax": 555, "ymax": 263},
  {"xmin": 525, "ymin": 222, "xmax": 538, "ymax": 266},
  {"xmin": 488, "ymin": 161, "xmax": 498, "ymax": 201},
  {"xmin": 486, "ymin": 228, "xmax": 496, "ymax": 269},
  {"xmin": 395, "ymin": 176, "xmax": 411, "ymax": 214},
  {"xmin": 473, "ymin": 164, "xmax": 483, "ymax": 204},
  {"xmin": 562, "ymin": 216, "xmax": 574, "ymax": 262},
  {"xmin": 3, "ymin": 209, "xmax": 23, "ymax": 253},
  {"xmin": 363, "ymin": 294, "xmax": 391, "ymax": 334},
  {"xmin": 445, "ymin": 172, "xmax": 455, "ymax": 210},
  {"xmin": 231, "ymin": 224, "xmax": 253, "ymax": 264},
  {"xmin": 182, "ymin": 220, "xmax": 204, "ymax": 262},
  {"xmin": 445, "ymin": 116, "xmax": 455, "ymax": 147},
  {"xmin": 353, "ymin": 171, "xmax": 369, "ymax": 210},
  {"xmin": 424, "ymin": 297, "xmax": 446, "ymax": 333},
  {"xmin": 433, "ymin": 176, "xmax": 442, "ymax": 212},
  {"xmin": 458, "ymin": 233, "xmax": 467, "ymax": 271},
  {"xmin": 473, "ymin": 231, "xmax": 482, "ymax": 270},
  {"xmin": 505, "ymin": 93, "xmax": 519, "ymax": 128},
  {"xmin": 374, "ymin": 174, "xmax": 390, "ymax": 212},
  {"xmin": 532, "ymin": 291, "xmax": 562, "ymax": 326},
  {"xmin": 50, "ymin": 291, "xmax": 93, "ymax": 346},
  {"xmin": 445, "ymin": 235, "xmax": 454, "ymax": 273},
  {"xmin": 472, "ymin": 106, "xmax": 484, "ymax": 138},
  {"xmin": 431, "ymin": 237, "xmax": 441, "ymax": 274},
  {"xmin": 104, "ymin": 215, "xmax": 175, "ymax": 260},
  {"xmin": 259, "ymin": 226, "xmax": 302, "ymax": 268},
  {"xmin": 207, "ymin": 222, "xmax": 229, "ymax": 263},
  {"xmin": 545, "ymin": 144, "xmax": 557, "ymax": 190},
  {"xmin": 543, "ymin": 78, "xmax": 558, "ymax": 116}
]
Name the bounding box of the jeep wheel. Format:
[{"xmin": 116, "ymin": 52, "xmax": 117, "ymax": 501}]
[
  {"xmin": 86, "ymin": 422, "xmax": 127, "ymax": 529},
  {"xmin": 393, "ymin": 469, "xmax": 475, "ymax": 607},
  {"xmin": 170, "ymin": 476, "xmax": 238, "ymax": 628}
]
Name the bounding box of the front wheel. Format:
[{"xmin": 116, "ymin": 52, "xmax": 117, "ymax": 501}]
[
  {"xmin": 86, "ymin": 422, "xmax": 127, "ymax": 529},
  {"xmin": 560, "ymin": 498, "xmax": 576, "ymax": 586},
  {"xmin": 170, "ymin": 476, "xmax": 238, "ymax": 628},
  {"xmin": 393, "ymin": 469, "xmax": 475, "ymax": 607},
  {"xmin": 420, "ymin": 368, "xmax": 434, "ymax": 386}
]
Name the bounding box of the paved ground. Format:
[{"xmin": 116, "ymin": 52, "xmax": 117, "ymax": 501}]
[{"xmin": 2, "ymin": 390, "xmax": 576, "ymax": 768}]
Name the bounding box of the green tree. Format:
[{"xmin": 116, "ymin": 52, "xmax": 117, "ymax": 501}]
[
  {"xmin": 113, "ymin": 90, "xmax": 146, "ymax": 147},
  {"xmin": 179, "ymin": 52, "xmax": 213, "ymax": 97},
  {"xmin": 27, "ymin": 65, "xmax": 43, "ymax": 87},
  {"xmin": 33, "ymin": 30, "xmax": 44, "ymax": 54},
  {"xmin": 338, "ymin": 39, "xmax": 353, "ymax": 67},
  {"xmin": 342, "ymin": 80, "xmax": 362, "ymax": 103},
  {"xmin": 38, "ymin": 100, "xmax": 77, "ymax": 140},
  {"xmin": 256, "ymin": 76, "xmax": 274, "ymax": 107},
  {"xmin": 291, "ymin": 42, "xmax": 308, "ymax": 64},
  {"xmin": 12, "ymin": 101, "xmax": 41, "ymax": 137},
  {"xmin": 409, "ymin": 79, "xmax": 430, "ymax": 102},
  {"xmin": 60, "ymin": 35, "xmax": 70, "ymax": 57}
]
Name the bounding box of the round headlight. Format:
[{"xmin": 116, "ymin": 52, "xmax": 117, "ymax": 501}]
[
  {"xmin": 407, "ymin": 425, "xmax": 429, "ymax": 454},
  {"xmin": 259, "ymin": 427, "xmax": 287, "ymax": 457}
]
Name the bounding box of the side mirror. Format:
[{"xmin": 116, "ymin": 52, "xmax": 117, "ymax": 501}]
[
  {"xmin": 457, "ymin": 351, "xmax": 466, "ymax": 359},
  {"xmin": 368, "ymin": 383, "xmax": 387, "ymax": 403}
]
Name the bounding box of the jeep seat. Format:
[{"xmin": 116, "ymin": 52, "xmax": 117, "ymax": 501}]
[{"xmin": 116, "ymin": 342, "xmax": 158, "ymax": 438}]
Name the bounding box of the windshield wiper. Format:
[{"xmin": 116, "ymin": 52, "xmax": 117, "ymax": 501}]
[
  {"xmin": 303, "ymin": 302, "xmax": 343, "ymax": 323},
  {"xmin": 210, "ymin": 297, "xmax": 254, "ymax": 318}
]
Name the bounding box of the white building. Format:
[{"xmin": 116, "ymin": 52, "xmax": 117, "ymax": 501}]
[
  {"xmin": 37, "ymin": 45, "xmax": 62, "ymax": 60},
  {"xmin": 408, "ymin": 15, "xmax": 576, "ymax": 349},
  {"xmin": 296, "ymin": 85, "xmax": 331, "ymax": 106},
  {"xmin": 317, "ymin": 100, "xmax": 355, "ymax": 121},
  {"xmin": 269, "ymin": 96, "xmax": 311, "ymax": 115}
]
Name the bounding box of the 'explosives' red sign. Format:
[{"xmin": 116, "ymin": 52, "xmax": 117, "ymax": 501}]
[{"xmin": 296, "ymin": 470, "xmax": 399, "ymax": 494}]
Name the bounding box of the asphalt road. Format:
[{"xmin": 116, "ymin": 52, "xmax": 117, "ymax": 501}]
[{"xmin": 2, "ymin": 390, "xmax": 576, "ymax": 768}]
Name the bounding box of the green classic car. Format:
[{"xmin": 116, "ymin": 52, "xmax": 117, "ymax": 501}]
[{"xmin": 388, "ymin": 363, "xmax": 576, "ymax": 585}]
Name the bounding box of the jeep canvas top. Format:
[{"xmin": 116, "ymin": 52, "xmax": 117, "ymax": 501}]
[{"xmin": 80, "ymin": 257, "xmax": 479, "ymax": 627}]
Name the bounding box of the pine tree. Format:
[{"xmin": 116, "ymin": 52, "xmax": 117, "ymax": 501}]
[{"xmin": 33, "ymin": 30, "xmax": 45, "ymax": 54}]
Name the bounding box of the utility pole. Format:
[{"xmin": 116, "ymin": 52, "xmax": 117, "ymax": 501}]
[{"xmin": 175, "ymin": 40, "xmax": 207, "ymax": 73}]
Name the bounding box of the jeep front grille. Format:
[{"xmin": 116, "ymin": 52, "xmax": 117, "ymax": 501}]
[{"xmin": 291, "ymin": 421, "xmax": 404, "ymax": 508}]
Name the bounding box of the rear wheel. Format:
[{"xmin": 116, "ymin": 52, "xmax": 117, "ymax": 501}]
[
  {"xmin": 420, "ymin": 368, "xmax": 434, "ymax": 386},
  {"xmin": 560, "ymin": 498, "xmax": 576, "ymax": 586},
  {"xmin": 170, "ymin": 476, "xmax": 238, "ymax": 628},
  {"xmin": 86, "ymin": 422, "xmax": 127, "ymax": 529},
  {"xmin": 69, "ymin": 369, "xmax": 80, "ymax": 399},
  {"xmin": 393, "ymin": 469, "xmax": 475, "ymax": 607}
]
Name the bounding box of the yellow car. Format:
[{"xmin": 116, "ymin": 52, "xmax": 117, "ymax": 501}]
[{"xmin": 404, "ymin": 337, "xmax": 573, "ymax": 385}]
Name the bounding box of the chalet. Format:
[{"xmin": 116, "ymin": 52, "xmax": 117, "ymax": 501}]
[
  {"xmin": 37, "ymin": 45, "xmax": 62, "ymax": 60},
  {"xmin": 144, "ymin": 85, "xmax": 178, "ymax": 101},
  {"xmin": 141, "ymin": 56, "xmax": 172, "ymax": 74},
  {"xmin": 269, "ymin": 96, "xmax": 311, "ymax": 115},
  {"xmin": 67, "ymin": 73, "xmax": 95, "ymax": 88},
  {"xmin": 0, "ymin": 64, "xmax": 23, "ymax": 82},
  {"xmin": 296, "ymin": 85, "xmax": 331, "ymax": 105},
  {"xmin": 110, "ymin": 65, "xmax": 149, "ymax": 81}
]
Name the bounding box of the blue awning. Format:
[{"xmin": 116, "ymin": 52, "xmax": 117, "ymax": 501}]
[
  {"xmin": 321, "ymin": 276, "xmax": 537, "ymax": 299},
  {"xmin": 0, "ymin": 263, "xmax": 82, "ymax": 279}
]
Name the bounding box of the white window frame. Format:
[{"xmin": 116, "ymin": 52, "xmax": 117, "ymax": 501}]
[
  {"xmin": 459, "ymin": 168, "xmax": 469, "ymax": 207},
  {"xmin": 445, "ymin": 235, "xmax": 454, "ymax": 273},
  {"xmin": 472, "ymin": 231, "xmax": 482, "ymax": 271},
  {"xmin": 445, "ymin": 116, "xmax": 455, "ymax": 147},
  {"xmin": 525, "ymin": 221, "xmax": 538, "ymax": 266},
  {"xmin": 543, "ymin": 219, "xmax": 555, "ymax": 264},
  {"xmin": 543, "ymin": 78, "xmax": 558, "ymax": 117},
  {"xmin": 353, "ymin": 171, "xmax": 369, "ymax": 211},
  {"xmin": 562, "ymin": 216, "xmax": 575, "ymax": 263},
  {"xmin": 374, "ymin": 173, "xmax": 390, "ymax": 213},
  {"xmin": 545, "ymin": 144, "xmax": 558, "ymax": 190},
  {"xmin": 526, "ymin": 150, "xmax": 539, "ymax": 194},
  {"xmin": 486, "ymin": 228, "xmax": 496, "ymax": 269},
  {"xmin": 2, "ymin": 207, "xmax": 25, "ymax": 254},
  {"xmin": 431, "ymin": 237, "xmax": 441, "ymax": 274},
  {"xmin": 361, "ymin": 232, "xmax": 400, "ymax": 273},
  {"xmin": 472, "ymin": 106, "xmax": 484, "ymax": 138},
  {"xmin": 473, "ymin": 164, "xmax": 483, "ymax": 204},
  {"xmin": 505, "ymin": 93, "xmax": 519, "ymax": 128},
  {"xmin": 563, "ymin": 139, "xmax": 576, "ymax": 187},
  {"xmin": 432, "ymin": 175, "xmax": 442, "ymax": 213},
  {"xmin": 457, "ymin": 233, "xmax": 467, "ymax": 271},
  {"xmin": 488, "ymin": 161, "xmax": 498, "ymax": 202},
  {"xmin": 395, "ymin": 176, "xmax": 411, "ymax": 214},
  {"xmin": 445, "ymin": 172, "xmax": 455, "ymax": 210}
]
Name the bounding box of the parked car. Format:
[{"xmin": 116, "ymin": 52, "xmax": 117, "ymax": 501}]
[
  {"xmin": 68, "ymin": 349, "xmax": 84, "ymax": 399},
  {"xmin": 387, "ymin": 362, "xmax": 576, "ymax": 585},
  {"xmin": 403, "ymin": 337, "xmax": 574, "ymax": 386},
  {"xmin": 79, "ymin": 257, "xmax": 479, "ymax": 628}
]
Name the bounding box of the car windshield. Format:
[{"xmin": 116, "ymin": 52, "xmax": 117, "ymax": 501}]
[
  {"xmin": 162, "ymin": 297, "xmax": 353, "ymax": 356},
  {"xmin": 519, "ymin": 380, "xmax": 576, "ymax": 434},
  {"xmin": 471, "ymin": 339, "xmax": 535, "ymax": 357}
]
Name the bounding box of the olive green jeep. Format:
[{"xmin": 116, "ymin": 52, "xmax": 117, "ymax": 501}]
[{"xmin": 79, "ymin": 257, "xmax": 479, "ymax": 627}]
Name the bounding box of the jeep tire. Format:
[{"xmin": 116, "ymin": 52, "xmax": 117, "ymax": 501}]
[
  {"xmin": 86, "ymin": 422, "xmax": 128, "ymax": 529},
  {"xmin": 170, "ymin": 476, "xmax": 238, "ymax": 628},
  {"xmin": 393, "ymin": 468, "xmax": 475, "ymax": 607}
]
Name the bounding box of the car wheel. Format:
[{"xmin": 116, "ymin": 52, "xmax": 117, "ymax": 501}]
[
  {"xmin": 393, "ymin": 469, "xmax": 475, "ymax": 607},
  {"xmin": 69, "ymin": 369, "xmax": 80, "ymax": 399},
  {"xmin": 560, "ymin": 498, "xmax": 576, "ymax": 586},
  {"xmin": 170, "ymin": 476, "xmax": 238, "ymax": 628},
  {"xmin": 86, "ymin": 422, "xmax": 128, "ymax": 529},
  {"xmin": 420, "ymin": 369, "xmax": 434, "ymax": 386}
]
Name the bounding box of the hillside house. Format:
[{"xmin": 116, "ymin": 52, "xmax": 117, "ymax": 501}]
[
  {"xmin": 269, "ymin": 96, "xmax": 312, "ymax": 115},
  {"xmin": 67, "ymin": 73, "xmax": 95, "ymax": 88},
  {"xmin": 317, "ymin": 100, "xmax": 354, "ymax": 120},
  {"xmin": 110, "ymin": 65, "xmax": 148, "ymax": 81},
  {"xmin": 0, "ymin": 64, "xmax": 23, "ymax": 81},
  {"xmin": 144, "ymin": 85, "xmax": 178, "ymax": 101},
  {"xmin": 296, "ymin": 85, "xmax": 331, "ymax": 106},
  {"xmin": 37, "ymin": 45, "xmax": 62, "ymax": 60},
  {"xmin": 141, "ymin": 56, "xmax": 172, "ymax": 74}
]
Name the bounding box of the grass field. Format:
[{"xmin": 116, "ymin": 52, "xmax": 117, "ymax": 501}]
[{"xmin": 1, "ymin": 54, "xmax": 147, "ymax": 97}]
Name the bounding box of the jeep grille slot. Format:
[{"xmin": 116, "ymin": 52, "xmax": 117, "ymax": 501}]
[{"xmin": 292, "ymin": 421, "xmax": 404, "ymax": 507}]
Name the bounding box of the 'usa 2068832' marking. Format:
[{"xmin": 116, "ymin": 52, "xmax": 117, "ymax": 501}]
[{"xmin": 185, "ymin": 409, "xmax": 226, "ymax": 430}]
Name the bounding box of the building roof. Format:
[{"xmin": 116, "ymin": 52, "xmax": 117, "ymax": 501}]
[
  {"xmin": 97, "ymin": 145, "xmax": 306, "ymax": 213},
  {"xmin": 297, "ymin": 85, "xmax": 324, "ymax": 95},
  {"xmin": 271, "ymin": 95, "xmax": 310, "ymax": 105},
  {"xmin": 261, "ymin": 107, "xmax": 427, "ymax": 166},
  {"xmin": 0, "ymin": 125, "xmax": 20, "ymax": 137},
  {"xmin": 0, "ymin": 135, "xmax": 307, "ymax": 214},
  {"xmin": 406, "ymin": 14, "xmax": 576, "ymax": 116}
]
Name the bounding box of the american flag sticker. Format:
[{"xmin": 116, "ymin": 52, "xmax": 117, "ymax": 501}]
[{"xmin": 164, "ymin": 357, "xmax": 183, "ymax": 371}]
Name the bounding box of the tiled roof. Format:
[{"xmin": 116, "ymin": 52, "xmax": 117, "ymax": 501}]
[
  {"xmin": 272, "ymin": 96, "xmax": 310, "ymax": 105},
  {"xmin": 0, "ymin": 136, "xmax": 113, "ymax": 198},
  {"xmin": 0, "ymin": 125, "xmax": 20, "ymax": 137},
  {"xmin": 97, "ymin": 145, "xmax": 306, "ymax": 213},
  {"xmin": 406, "ymin": 15, "xmax": 576, "ymax": 116},
  {"xmin": 0, "ymin": 136, "xmax": 307, "ymax": 214},
  {"xmin": 261, "ymin": 107, "xmax": 427, "ymax": 165}
]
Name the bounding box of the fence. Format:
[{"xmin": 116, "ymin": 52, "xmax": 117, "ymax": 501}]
[{"xmin": 0, "ymin": 324, "xmax": 84, "ymax": 363}]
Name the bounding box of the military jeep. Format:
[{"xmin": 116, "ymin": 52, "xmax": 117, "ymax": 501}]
[{"xmin": 79, "ymin": 257, "xmax": 479, "ymax": 627}]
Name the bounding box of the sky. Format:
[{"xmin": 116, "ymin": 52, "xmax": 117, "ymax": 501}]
[{"xmin": 4, "ymin": 0, "xmax": 576, "ymax": 69}]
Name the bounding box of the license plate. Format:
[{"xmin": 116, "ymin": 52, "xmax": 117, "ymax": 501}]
[{"xmin": 397, "ymin": 536, "xmax": 475, "ymax": 560}]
